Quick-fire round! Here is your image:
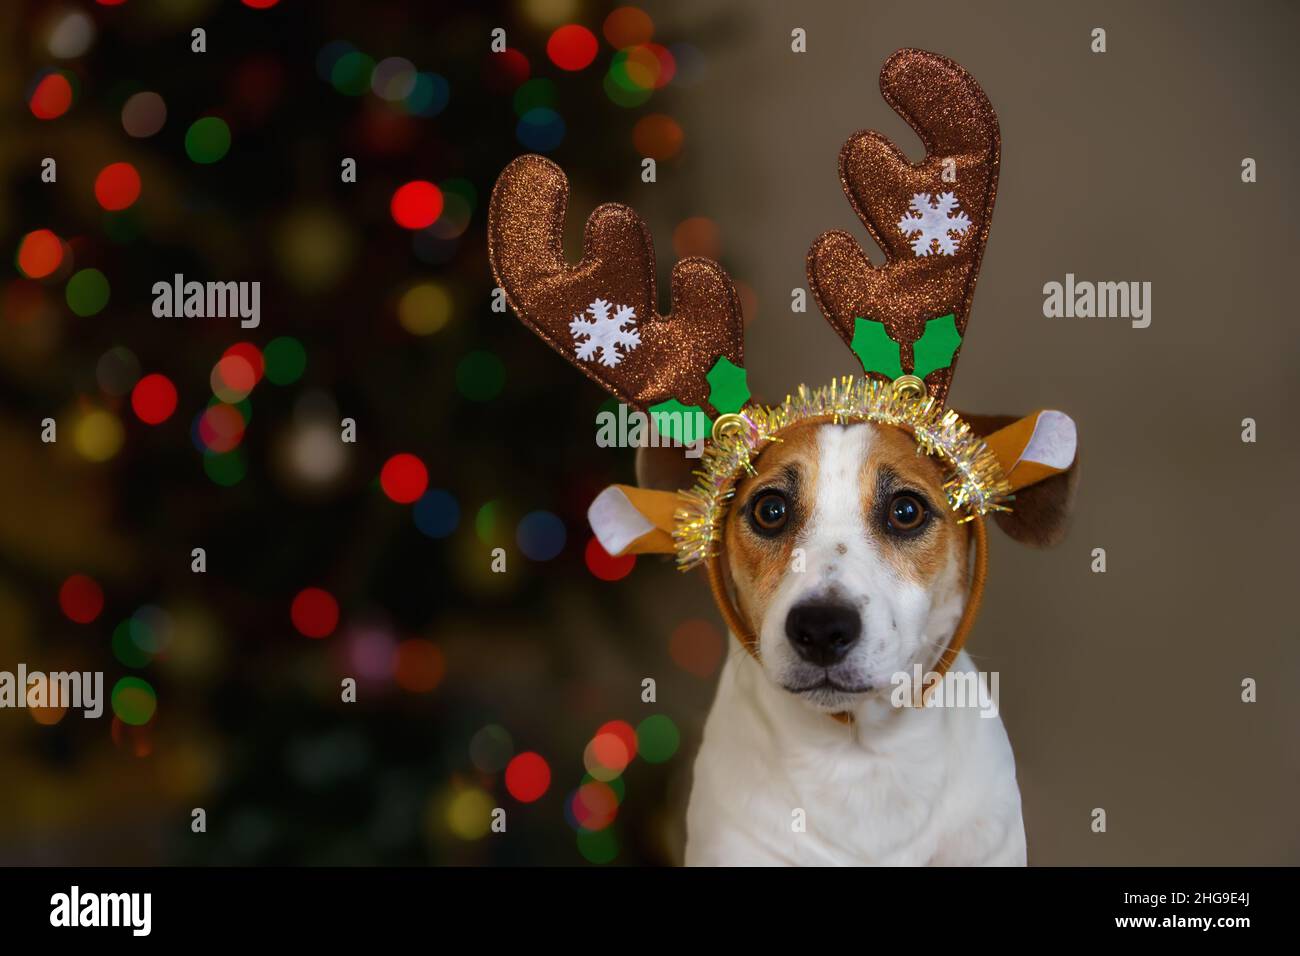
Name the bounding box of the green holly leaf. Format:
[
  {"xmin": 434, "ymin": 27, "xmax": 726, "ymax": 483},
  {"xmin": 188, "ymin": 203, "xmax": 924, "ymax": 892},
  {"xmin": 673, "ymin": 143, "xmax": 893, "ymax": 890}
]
[
  {"xmin": 850, "ymin": 317, "xmax": 903, "ymax": 379},
  {"xmin": 648, "ymin": 398, "xmax": 709, "ymax": 445},
  {"xmin": 912, "ymin": 313, "xmax": 962, "ymax": 380},
  {"xmin": 705, "ymin": 356, "xmax": 751, "ymax": 414}
]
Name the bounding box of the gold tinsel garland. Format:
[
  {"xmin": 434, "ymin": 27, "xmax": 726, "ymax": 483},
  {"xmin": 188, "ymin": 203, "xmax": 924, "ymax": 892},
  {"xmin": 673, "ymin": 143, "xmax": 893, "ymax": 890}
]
[{"xmin": 672, "ymin": 376, "xmax": 1013, "ymax": 571}]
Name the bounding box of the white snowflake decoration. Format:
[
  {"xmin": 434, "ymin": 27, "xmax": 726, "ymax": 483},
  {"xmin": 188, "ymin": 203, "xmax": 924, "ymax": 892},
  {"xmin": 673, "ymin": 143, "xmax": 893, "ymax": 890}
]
[
  {"xmin": 896, "ymin": 192, "xmax": 972, "ymax": 257},
  {"xmin": 569, "ymin": 297, "xmax": 641, "ymax": 367}
]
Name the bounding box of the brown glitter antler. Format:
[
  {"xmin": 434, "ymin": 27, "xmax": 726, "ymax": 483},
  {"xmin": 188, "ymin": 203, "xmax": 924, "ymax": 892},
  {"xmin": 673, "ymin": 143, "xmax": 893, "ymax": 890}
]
[
  {"xmin": 807, "ymin": 49, "xmax": 1000, "ymax": 407},
  {"xmin": 488, "ymin": 154, "xmax": 744, "ymax": 412}
]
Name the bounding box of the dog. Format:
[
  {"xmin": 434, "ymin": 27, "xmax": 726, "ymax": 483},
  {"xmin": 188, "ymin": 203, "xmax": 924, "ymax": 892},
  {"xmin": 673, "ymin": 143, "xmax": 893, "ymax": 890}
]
[{"xmin": 635, "ymin": 413, "xmax": 1077, "ymax": 866}]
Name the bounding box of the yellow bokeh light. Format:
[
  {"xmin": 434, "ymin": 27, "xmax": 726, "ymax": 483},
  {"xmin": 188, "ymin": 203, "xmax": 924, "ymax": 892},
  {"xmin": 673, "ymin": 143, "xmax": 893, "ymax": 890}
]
[
  {"xmin": 398, "ymin": 281, "xmax": 453, "ymax": 336},
  {"xmin": 520, "ymin": 0, "xmax": 581, "ymax": 28},
  {"xmin": 73, "ymin": 407, "xmax": 124, "ymax": 462},
  {"xmin": 445, "ymin": 786, "xmax": 494, "ymax": 840}
]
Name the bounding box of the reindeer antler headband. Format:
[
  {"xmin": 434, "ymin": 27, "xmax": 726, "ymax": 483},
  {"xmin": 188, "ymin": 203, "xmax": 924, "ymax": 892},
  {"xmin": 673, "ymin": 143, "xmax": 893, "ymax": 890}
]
[{"xmin": 488, "ymin": 50, "xmax": 1076, "ymax": 693}]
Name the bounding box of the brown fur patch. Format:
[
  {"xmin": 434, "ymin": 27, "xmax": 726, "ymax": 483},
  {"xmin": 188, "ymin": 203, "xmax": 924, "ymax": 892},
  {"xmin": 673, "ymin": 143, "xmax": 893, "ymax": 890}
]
[
  {"xmin": 861, "ymin": 424, "xmax": 967, "ymax": 587},
  {"xmin": 724, "ymin": 422, "xmax": 820, "ymax": 626}
]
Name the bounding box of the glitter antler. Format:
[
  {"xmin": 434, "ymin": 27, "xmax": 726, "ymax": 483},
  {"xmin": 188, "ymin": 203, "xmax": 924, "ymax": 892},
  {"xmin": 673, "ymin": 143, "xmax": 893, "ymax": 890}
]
[
  {"xmin": 807, "ymin": 49, "xmax": 1001, "ymax": 407},
  {"xmin": 488, "ymin": 154, "xmax": 745, "ymax": 412}
]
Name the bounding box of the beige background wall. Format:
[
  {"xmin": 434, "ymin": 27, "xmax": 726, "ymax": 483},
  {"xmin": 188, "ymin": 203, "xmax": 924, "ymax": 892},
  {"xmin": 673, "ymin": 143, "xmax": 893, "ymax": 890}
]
[{"xmin": 634, "ymin": 0, "xmax": 1299, "ymax": 864}]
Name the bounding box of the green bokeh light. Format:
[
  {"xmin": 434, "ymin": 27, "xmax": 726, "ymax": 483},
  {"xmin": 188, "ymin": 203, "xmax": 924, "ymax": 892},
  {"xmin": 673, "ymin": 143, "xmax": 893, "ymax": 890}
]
[
  {"xmin": 455, "ymin": 350, "xmax": 505, "ymax": 402},
  {"xmin": 203, "ymin": 449, "xmax": 246, "ymax": 486},
  {"xmin": 263, "ymin": 336, "xmax": 306, "ymax": 385},
  {"xmin": 65, "ymin": 268, "xmax": 110, "ymax": 316},
  {"xmin": 112, "ymin": 676, "xmax": 157, "ymax": 726},
  {"xmin": 112, "ymin": 620, "xmax": 152, "ymax": 668},
  {"xmin": 577, "ymin": 828, "xmax": 618, "ymax": 864},
  {"xmin": 636, "ymin": 714, "xmax": 680, "ymax": 763},
  {"xmin": 185, "ymin": 117, "xmax": 231, "ymax": 164},
  {"xmin": 331, "ymin": 52, "xmax": 375, "ymax": 96}
]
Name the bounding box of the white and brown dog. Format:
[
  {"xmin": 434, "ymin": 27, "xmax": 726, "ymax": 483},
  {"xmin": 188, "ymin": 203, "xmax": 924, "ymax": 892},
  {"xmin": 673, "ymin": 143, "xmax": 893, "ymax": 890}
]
[
  {"xmin": 489, "ymin": 50, "xmax": 1077, "ymax": 867},
  {"xmin": 619, "ymin": 413, "xmax": 1078, "ymax": 866}
]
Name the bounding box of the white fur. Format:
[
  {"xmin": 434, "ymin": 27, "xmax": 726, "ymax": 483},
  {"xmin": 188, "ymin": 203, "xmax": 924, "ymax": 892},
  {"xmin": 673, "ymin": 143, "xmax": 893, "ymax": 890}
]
[{"xmin": 686, "ymin": 425, "xmax": 1026, "ymax": 866}]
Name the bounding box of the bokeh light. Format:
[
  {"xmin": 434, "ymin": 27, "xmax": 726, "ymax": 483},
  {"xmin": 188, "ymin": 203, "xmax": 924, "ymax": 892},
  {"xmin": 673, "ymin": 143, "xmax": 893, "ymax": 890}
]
[
  {"xmin": 603, "ymin": 6, "xmax": 654, "ymax": 48},
  {"xmin": 394, "ymin": 639, "xmax": 445, "ymax": 693},
  {"xmin": 413, "ymin": 489, "xmax": 459, "ymax": 538},
  {"xmin": 185, "ymin": 116, "xmax": 232, "ymax": 163},
  {"xmin": 29, "ymin": 71, "xmax": 74, "ymax": 120},
  {"xmin": 291, "ymin": 587, "xmax": 339, "ymax": 639},
  {"xmin": 673, "ymin": 216, "xmax": 721, "ymax": 260},
  {"xmin": 632, "ymin": 113, "xmax": 683, "ymax": 160},
  {"xmin": 121, "ymin": 91, "xmax": 167, "ymax": 137},
  {"xmin": 331, "ymin": 50, "xmax": 375, "ymax": 95},
  {"xmin": 94, "ymin": 162, "xmax": 141, "ymax": 211},
  {"xmin": 211, "ymin": 353, "xmax": 257, "ymax": 403},
  {"xmin": 584, "ymin": 729, "xmax": 631, "ymax": 781},
  {"xmin": 65, "ymin": 268, "xmax": 110, "ymax": 316},
  {"xmin": 570, "ymin": 780, "xmax": 619, "ymax": 831},
  {"xmin": 669, "ymin": 618, "xmax": 724, "ymax": 677},
  {"xmin": 516, "ymin": 510, "xmax": 566, "ymax": 561},
  {"xmin": 455, "ymin": 350, "xmax": 505, "ymax": 401},
  {"xmin": 515, "ymin": 107, "xmax": 565, "ymax": 152},
  {"xmin": 469, "ymin": 724, "xmax": 513, "ymax": 773},
  {"xmin": 505, "ymin": 751, "xmax": 551, "ymax": 803},
  {"xmin": 263, "ymin": 336, "xmax": 306, "ymax": 385},
  {"xmin": 576, "ymin": 828, "xmax": 618, "ymax": 864},
  {"xmin": 445, "ymin": 787, "xmax": 494, "ymax": 840},
  {"xmin": 59, "ymin": 574, "xmax": 104, "ymax": 624},
  {"xmin": 72, "ymin": 407, "xmax": 124, "ymax": 461},
  {"xmin": 48, "ymin": 11, "xmax": 96, "ymax": 59},
  {"xmin": 636, "ymin": 714, "xmax": 680, "ymax": 763},
  {"xmin": 203, "ymin": 449, "xmax": 246, "ymax": 486},
  {"xmin": 131, "ymin": 373, "xmax": 178, "ymax": 425},
  {"xmin": 380, "ymin": 453, "xmax": 428, "ymax": 504},
  {"xmin": 403, "ymin": 72, "xmax": 449, "ymax": 117},
  {"xmin": 584, "ymin": 537, "xmax": 635, "ymax": 581},
  {"xmin": 198, "ymin": 404, "xmax": 246, "ymax": 453},
  {"xmin": 371, "ymin": 56, "xmax": 417, "ymax": 100},
  {"xmin": 398, "ymin": 281, "xmax": 453, "ymax": 336},
  {"xmin": 391, "ymin": 181, "xmax": 443, "ymax": 230},
  {"xmin": 96, "ymin": 346, "xmax": 140, "ymax": 396},
  {"xmin": 111, "ymin": 676, "xmax": 157, "ymax": 726},
  {"xmin": 16, "ymin": 229, "xmax": 63, "ymax": 279},
  {"xmin": 547, "ymin": 25, "xmax": 598, "ymax": 71}
]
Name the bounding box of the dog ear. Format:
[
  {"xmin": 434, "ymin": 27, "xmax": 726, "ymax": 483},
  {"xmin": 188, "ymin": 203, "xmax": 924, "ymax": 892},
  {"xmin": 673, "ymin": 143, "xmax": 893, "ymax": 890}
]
[
  {"xmin": 634, "ymin": 442, "xmax": 699, "ymax": 492},
  {"xmin": 962, "ymin": 410, "xmax": 1079, "ymax": 548}
]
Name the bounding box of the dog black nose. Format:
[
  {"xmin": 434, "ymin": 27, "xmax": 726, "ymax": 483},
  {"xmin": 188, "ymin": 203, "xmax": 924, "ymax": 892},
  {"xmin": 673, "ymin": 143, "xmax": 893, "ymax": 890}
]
[{"xmin": 785, "ymin": 601, "xmax": 861, "ymax": 665}]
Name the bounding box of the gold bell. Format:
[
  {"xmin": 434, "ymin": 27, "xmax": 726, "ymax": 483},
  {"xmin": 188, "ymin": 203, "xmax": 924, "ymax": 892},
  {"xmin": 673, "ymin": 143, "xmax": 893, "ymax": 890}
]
[
  {"xmin": 711, "ymin": 412, "xmax": 748, "ymax": 443},
  {"xmin": 892, "ymin": 375, "xmax": 928, "ymax": 399}
]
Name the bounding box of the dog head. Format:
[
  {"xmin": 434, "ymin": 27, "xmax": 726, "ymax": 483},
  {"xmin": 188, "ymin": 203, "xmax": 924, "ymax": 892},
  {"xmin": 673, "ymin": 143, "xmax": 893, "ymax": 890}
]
[{"xmin": 632, "ymin": 412, "xmax": 1078, "ymax": 714}]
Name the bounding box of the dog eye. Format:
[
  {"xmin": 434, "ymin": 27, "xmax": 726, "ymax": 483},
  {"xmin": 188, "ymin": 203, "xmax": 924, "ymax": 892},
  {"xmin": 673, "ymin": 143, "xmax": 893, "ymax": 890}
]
[
  {"xmin": 886, "ymin": 493, "xmax": 927, "ymax": 534},
  {"xmin": 751, "ymin": 492, "xmax": 789, "ymax": 532}
]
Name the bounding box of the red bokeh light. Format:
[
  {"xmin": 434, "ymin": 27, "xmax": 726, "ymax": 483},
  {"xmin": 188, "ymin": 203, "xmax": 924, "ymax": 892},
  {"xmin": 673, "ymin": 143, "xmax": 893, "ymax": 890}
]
[
  {"xmin": 130, "ymin": 373, "xmax": 178, "ymax": 425},
  {"xmin": 291, "ymin": 587, "xmax": 339, "ymax": 639},
  {"xmin": 380, "ymin": 453, "xmax": 428, "ymax": 503},
  {"xmin": 505, "ymin": 752, "xmax": 551, "ymax": 803},
  {"xmin": 547, "ymin": 25, "xmax": 599, "ymax": 71},
  {"xmin": 596, "ymin": 719, "xmax": 638, "ymax": 762},
  {"xmin": 484, "ymin": 48, "xmax": 530, "ymax": 93},
  {"xmin": 59, "ymin": 574, "xmax": 104, "ymax": 624},
  {"xmin": 16, "ymin": 230, "xmax": 63, "ymax": 279},
  {"xmin": 390, "ymin": 181, "xmax": 443, "ymax": 230},
  {"xmin": 584, "ymin": 537, "xmax": 635, "ymax": 581},
  {"xmin": 198, "ymin": 404, "xmax": 246, "ymax": 452},
  {"xmin": 94, "ymin": 162, "xmax": 142, "ymax": 211},
  {"xmin": 30, "ymin": 73, "xmax": 73, "ymax": 120},
  {"xmin": 222, "ymin": 342, "xmax": 265, "ymax": 384}
]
